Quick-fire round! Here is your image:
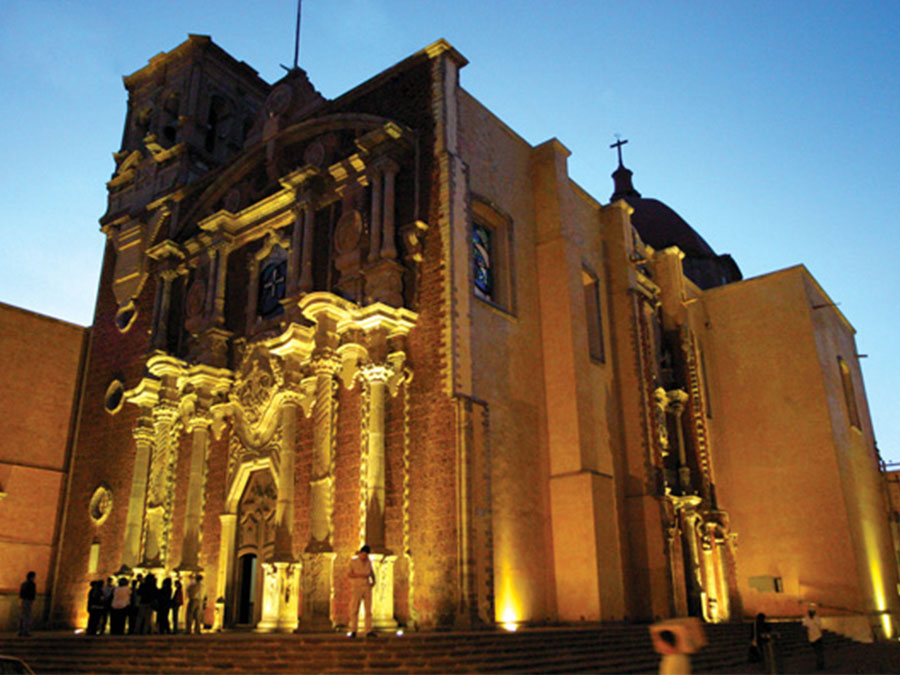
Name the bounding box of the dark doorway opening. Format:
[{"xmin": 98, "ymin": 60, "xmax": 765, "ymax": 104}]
[{"xmin": 238, "ymin": 553, "xmax": 257, "ymax": 624}]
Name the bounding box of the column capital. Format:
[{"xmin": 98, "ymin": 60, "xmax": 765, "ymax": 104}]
[
  {"xmin": 185, "ymin": 412, "xmax": 213, "ymax": 433},
  {"xmin": 153, "ymin": 400, "xmax": 180, "ymax": 424},
  {"xmin": 132, "ymin": 424, "xmax": 156, "ymax": 445},
  {"xmin": 360, "ymin": 362, "xmax": 392, "ymax": 384},
  {"xmin": 372, "ymin": 156, "xmax": 401, "ymax": 175},
  {"xmin": 311, "ymin": 350, "xmax": 342, "ymax": 376},
  {"xmin": 666, "ymin": 388, "xmax": 689, "ymax": 414},
  {"xmin": 360, "ymin": 352, "xmax": 408, "ymax": 396}
]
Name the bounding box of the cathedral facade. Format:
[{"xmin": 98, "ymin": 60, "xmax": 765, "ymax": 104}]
[{"xmin": 31, "ymin": 35, "xmax": 898, "ymax": 638}]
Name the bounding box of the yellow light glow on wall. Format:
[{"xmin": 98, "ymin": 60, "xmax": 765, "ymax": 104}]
[
  {"xmin": 862, "ymin": 520, "xmax": 894, "ymax": 639},
  {"xmin": 496, "ymin": 571, "xmax": 523, "ymax": 627}
]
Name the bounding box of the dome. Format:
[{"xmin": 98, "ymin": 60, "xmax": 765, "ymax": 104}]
[{"xmin": 610, "ymin": 163, "xmax": 741, "ymax": 290}]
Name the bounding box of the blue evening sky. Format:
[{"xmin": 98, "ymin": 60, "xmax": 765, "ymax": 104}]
[{"xmin": 1, "ymin": 1, "xmax": 898, "ymax": 462}]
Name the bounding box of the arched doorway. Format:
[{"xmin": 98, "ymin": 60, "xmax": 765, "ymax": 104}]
[{"xmin": 233, "ymin": 469, "xmax": 277, "ymax": 627}]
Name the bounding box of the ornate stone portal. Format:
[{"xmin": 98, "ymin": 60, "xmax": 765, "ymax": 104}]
[{"xmin": 122, "ymin": 292, "xmax": 416, "ymax": 631}]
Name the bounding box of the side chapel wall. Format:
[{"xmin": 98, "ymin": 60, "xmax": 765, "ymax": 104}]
[
  {"xmin": 457, "ymin": 89, "xmax": 556, "ymax": 623},
  {"xmin": 701, "ymin": 268, "xmax": 864, "ymax": 618},
  {"xmin": 803, "ymin": 273, "xmax": 900, "ymax": 635}
]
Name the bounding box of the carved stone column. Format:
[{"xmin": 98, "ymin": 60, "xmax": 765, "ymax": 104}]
[
  {"xmin": 675, "ymin": 498, "xmax": 703, "ymax": 618},
  {"xmin": 358, "ymin": 346, "xmax": 407, "ymax": 630},
  {"xmin": 308, "ymin": 354, "xmax": 339, "ymax": 550},
  {"xmin": 170, "ymin": 366, "xmax": 229, "ymax": 573},
  {"xmin": 700, "ymin": 523, "xmax": 720, "ymax": 622},
  {"xmin": 143, "ymin": 399, "xmax": 178, "ymax": 567},
  {"xmin": 368, "ymin": 169, "xmax": 383, "ymax": 263},
  {"xmin": 666, "ymin": 521, "xmax": 688, "ymax": 617},
  {"xmin": 369, "ymin": 553, "xmax": 398, "ymax": 629},
  {"xmin": 216, "ymin": 513, "xmax": 237, "ymax": 625},
  {"xmin": 258, "ymin": 394, "xmax": 302, "ymax": 632},
  {"xmin": 178, "ymin": 413, "xmax": 211, "ymax": 571},
  {"xmin": 146, "ymin": 240, "xmax": 186, "ymax": 350},
  {"xmin": 667, "ymin": 389, "xmax": 691, "ymax": 493},
  {"xmin": 361, "ymin": 364, "xmax": 391, "ymax": 551},
  {"xmin": 152, "ymin": 270, "xmax": 178, "ymax": 350},
  {"xmin": 380, "ymin": 160, "xmax": 398, "ymax": 260},
  {"xmin": 302, "ymin": 352, "xmax": 340, "ymax": 630},
  {"xmin": 121, "ymin": 389, "xmax": 158, "ymax": 570},
  {"xmin": 300, "ymin": 200, "xmax": 315, "ymax": 293},
  {"xmin": 289, "ymin": 204, "xmax": 304, "ymax": 291},
  {"xmin": 273, "ymin": 399, "xmax": 298, "ymax": 561},
  {"xmin": 203, "ymin": 249, "xmax": 217, "ymax": 319}
]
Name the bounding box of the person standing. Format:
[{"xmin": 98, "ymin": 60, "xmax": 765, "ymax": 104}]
[
  {"xmin": 347, "ymin": 545, "xmax": 376, "ymax": 638},
  {"xmin": 100, "ymin": 576, "xmax": 115, "ymax": 634},
  {"xmin": 754, "ymin": 613, "xmax": 781, "ymax": 674},
  {"xmin": 86, "ymin": 580, "xmax": 105, "ymax": 635},
  {"xmin": 156, "ymin": 577, "xmax": 173, "ymax": 634},
  {"xmin": 186, "ymin": 574, "xmax": 206, "ymax": 635},
  {"xmin": 802, "ymin": 603, "xmax": 825, "ymax": 670},
  {"xmin": 136, "ymin": 573, "xmax": 157, "ymax": 634},
  {"xmin": 171, "ymin": 579, "xmax": 184, "ymax": 634},
  {"xmin": 127, "ymin": 574, "xmax": 142, "ymax": 634},
  {"xmin": 18, "ymin": 571, "xmax": 36, "ymax": 637},
  {"xmin": 109, "ymin": 578, "xmax": 131, "ymax": 635}
]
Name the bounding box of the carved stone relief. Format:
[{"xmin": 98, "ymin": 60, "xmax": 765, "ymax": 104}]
[
  {"xmin": 238, "ymin": 469, "xmax": 278, "ymax": 553},
  {"xmin": 234, "ymin": 350, "xmax": 281, "ymax": 425}
]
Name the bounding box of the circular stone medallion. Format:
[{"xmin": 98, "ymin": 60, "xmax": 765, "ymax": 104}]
[{"xmin": 334, "ymin": 210, "xmax": 362, "ymax": 254}]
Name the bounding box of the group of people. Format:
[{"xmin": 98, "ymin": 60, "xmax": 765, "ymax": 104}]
[{"xmin": 84, "ymin": 572, "xmax": 206, "ymax": 636}]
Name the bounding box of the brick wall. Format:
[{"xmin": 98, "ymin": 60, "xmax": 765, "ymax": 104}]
[
  {"xmin": 0, "ymin": 302, "xmax": 86, "ymax": 630},
  {"xmin": 52, "ymin": 238, "xmax": 157, "ymax": 626}
]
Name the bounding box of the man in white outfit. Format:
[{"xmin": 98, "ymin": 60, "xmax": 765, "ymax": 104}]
[
  {"xmin": 186, "ymin": 574, "xmax": 206, "ymax": 635},
  {"xmin": 348, "ymin": 545, "xmax": 376, "ymax": 638},
  {"xmin": 801, "ymin": 603, "xmax": 824, "ymax": 670}
]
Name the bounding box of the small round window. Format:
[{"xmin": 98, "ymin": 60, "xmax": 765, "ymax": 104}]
[
  {"xmin": 104, "ymin": 379, "xmax": 125, "ymax": 415},
  {"xmin": 115, "ymin": 302, "xmax": 137, "ymax": 333},
  {"xmin": 89, "ymin": 485, "xmax": 113, "ymax": 526}
]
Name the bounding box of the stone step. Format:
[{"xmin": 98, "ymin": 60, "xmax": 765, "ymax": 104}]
[{"xmin": 0, "ymin": 622, "xmax": 854, "ymax": 674}]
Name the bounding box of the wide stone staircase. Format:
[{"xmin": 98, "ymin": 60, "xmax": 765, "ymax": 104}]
[{"xmin": 0, "ymin": 621, "xmax": 858, "ymax": 673}]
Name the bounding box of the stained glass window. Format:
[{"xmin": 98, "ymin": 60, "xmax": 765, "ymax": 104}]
[
  {"xmin": 473, "ymin": 222, "xmax": 493, "ymax": 300},
  {"xmin": 258, "ymin": 259, "xmax": 286, "ymax": 318}
]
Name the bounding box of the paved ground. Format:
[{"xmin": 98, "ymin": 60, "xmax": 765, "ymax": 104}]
[{"xmin": 710, "ymin": 638, "xmax": 900, "ymax": 674}]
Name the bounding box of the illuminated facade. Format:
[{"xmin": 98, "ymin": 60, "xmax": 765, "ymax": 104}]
[{"xmin": 33, "ymin": 35, "xmax": 898, "ymax": 638}]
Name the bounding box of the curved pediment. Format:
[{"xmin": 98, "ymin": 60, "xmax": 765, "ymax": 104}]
[{"xmin": 181, "ymin": 113, "xmax": 414, "ymax": 233}]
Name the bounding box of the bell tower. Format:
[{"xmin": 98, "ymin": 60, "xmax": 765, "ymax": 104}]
[
  {"xmin": 99, "ymin": 35, "xmax": 271, "ymax": 335},
  {"xmin": 106, "ymin": 34, "xmax": 270, "ymax": 221}
]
